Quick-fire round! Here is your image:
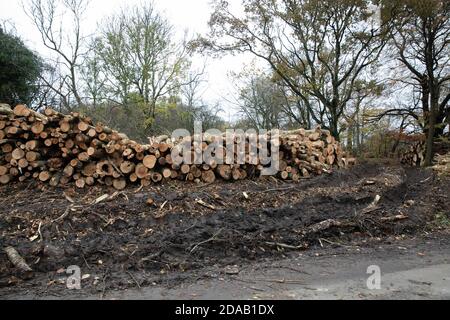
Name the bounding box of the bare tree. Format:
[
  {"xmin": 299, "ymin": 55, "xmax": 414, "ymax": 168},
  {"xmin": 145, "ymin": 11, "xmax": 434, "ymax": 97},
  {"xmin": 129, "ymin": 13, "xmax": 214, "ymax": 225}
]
[
  {"xmin": 232, "ymin": 71, "xmax": 286, "ymax": 129},
  {"xmin": 24, "ymin": 0, "xmax": 89, "ymax": 109},
  {"xmin": 97, "ymin": 3, "xmax": 196, "ymax": 123},
  {"xmin": 81, "ymin": 37, "xmax": 108, "ymax": 108},
  {"xmin": 343, "ymin": 79, "xmax": 383, "ymax": 153},
  {"xmin": 30, "ymin": 63, "xmax": 65, "ymax": 110},
  {"xmin": 182, "ymin": 67, "xmax": 207, "ymax": 110}
]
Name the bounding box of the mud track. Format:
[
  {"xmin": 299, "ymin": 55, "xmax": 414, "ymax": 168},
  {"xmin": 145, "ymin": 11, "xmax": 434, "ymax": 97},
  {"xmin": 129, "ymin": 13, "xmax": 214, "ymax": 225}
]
[{"xmin": 0, "ymin": 161, "xmax": 449, "ymax": 297}]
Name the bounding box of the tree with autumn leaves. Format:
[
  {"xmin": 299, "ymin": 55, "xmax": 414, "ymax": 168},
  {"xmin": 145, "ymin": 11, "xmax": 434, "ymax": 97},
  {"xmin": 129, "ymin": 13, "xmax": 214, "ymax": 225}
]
[{"xmin": 193, "ymin": 0, "xmax": 449, "ymax": 163}]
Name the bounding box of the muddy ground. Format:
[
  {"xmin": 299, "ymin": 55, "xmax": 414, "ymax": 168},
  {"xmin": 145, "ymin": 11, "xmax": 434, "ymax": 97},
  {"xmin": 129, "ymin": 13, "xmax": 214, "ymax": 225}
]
[{"xmin": 0, "ymin": 160, "xmax": 449, "ymax": 299}]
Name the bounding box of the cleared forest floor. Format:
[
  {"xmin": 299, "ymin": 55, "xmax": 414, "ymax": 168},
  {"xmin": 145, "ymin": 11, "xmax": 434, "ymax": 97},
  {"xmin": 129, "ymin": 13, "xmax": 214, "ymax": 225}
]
[{"xmin": 1, "ymin": 160, "xmax": 449, "ymax": 298}]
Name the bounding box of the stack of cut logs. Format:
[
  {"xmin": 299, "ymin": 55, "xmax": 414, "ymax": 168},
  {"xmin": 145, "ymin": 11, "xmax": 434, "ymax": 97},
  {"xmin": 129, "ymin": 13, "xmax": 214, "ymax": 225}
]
[
  {"xmin": 400, "ymin": 136, "xmax": 450, "ymax": 167},
  {"xmin": 400, "ymin": 141, "xmax": 425, "ymax": 166},
  {"xmin": 1, "ymin": 103, "xmax": 351, "ymax": 189}
]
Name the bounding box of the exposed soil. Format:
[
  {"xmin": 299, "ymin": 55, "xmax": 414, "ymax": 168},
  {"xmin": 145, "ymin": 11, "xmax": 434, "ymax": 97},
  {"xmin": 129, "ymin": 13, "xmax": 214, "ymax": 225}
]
[{"xmin": 0, "ymin": 160, "xmax": 449, "ymax": 298}]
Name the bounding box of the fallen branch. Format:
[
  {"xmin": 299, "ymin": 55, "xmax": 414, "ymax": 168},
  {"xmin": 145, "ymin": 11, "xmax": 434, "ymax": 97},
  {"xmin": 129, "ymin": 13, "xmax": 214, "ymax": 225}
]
[
  {"xmin": 265, "ymin": 242, "xmax": 307, "ymax": 250},
  {"xmin": 360, "ymin": 195, "xmax": 381, "ymax": 214},
  {"xmin": 259, "ymin": 186, "xmax": 296, "ymax": 193},
  {"xmin": 4, "ymin": 246, "xmax": 32, "ymax": 272},
  {"xmin": 305, "ymin": 219, "xmax": 343, "ymax": 234},
  {"xmin": 380, "ymin": 214, "xmax": 408, "ymax": 222}
]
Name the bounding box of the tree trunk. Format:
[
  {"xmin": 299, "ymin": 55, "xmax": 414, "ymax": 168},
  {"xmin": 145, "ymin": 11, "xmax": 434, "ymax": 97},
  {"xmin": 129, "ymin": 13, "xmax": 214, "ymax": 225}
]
[
  {"xmin": 346, "ymin": 125, "xmax": 353, "ymax": 153},
  {"xmin": 424, "ymin": 97, "xmax": 438, "ymax": 166}
]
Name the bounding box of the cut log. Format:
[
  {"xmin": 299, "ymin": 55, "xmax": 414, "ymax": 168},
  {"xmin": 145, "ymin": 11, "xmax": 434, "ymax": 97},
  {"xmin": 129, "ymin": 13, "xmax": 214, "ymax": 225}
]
[
  {"xmin": 1, "ymin": 143, "xmax": 13, "ymax": 153},
  {"xmin": 63, "ymin": 164, "xmax": 75, "ymax": 177},
  {"xmin": 31, "ymin": 122, "xmax": 44, "ymax": 134},
  {"xmin": 0, "ymin": 174, "xmax": 11, "ymax": 184},
  {"xmin": 201, "ymin": 170, "xmax": 216, "ymax": 183},
  {"xmin": 96, "ymin": 160, "xmax": 113, "ymax": 176},
  {"xmin": 0, "ymin": 165, "xmax": 8, "ymax": 176},
  {"xmin": 162, "ymin": 168, "xmax": 172, "ymax": 179},
  {"xmin": 135, "ymin": 163, "xmax": 149, "ymax": 179},
  {"xmin": 82, "ymin": 162, "xmax": 97, "ymax": 177},
  {"xmin": 77, "ymin": 152, "xmax": 90, "ymax": 162},
  {"xmin": 49, "ymin": 173, "xmax": 62, "ymax": 187},
  {"xmin": 39, "ymin": 171, "xmax": 51, "ymax": 182},
  {"xmin": 77, "ymin": 121, "xmax": 89, "ymax": 132},
  {"xmin": 180, "ymin": 164, "xmax": 191, "ymax": 174},
  {"xmin": 113, "ymin": 177, "xmax": 126, "ymax": 190},
  {"xmin": 217, "ymin": 165, "xmax": 231, "ymax": 180},
  {"xmin": 25, "ymin": 143, "xmax": 40, "ymax": 155},
  {"xmin": 12, "ymin": 148, "xmax": 25, "ymax": 160},
  {"xmin": 85, "ymin": 176, "xmax": 95, "ymax": 186},
  {"xmin": 143, "ymin": 155, "xmax": 157, "ymax": 169},
  {"xmin": 150, "ymin": 172, "xmax": 163, "ymax": 183},
  {"xmin": 75, "ymin": 178, "xmax": 86, "ymax": 189},
  {"xmin": 13, "ymin": 104, "xmax": 31, "ymax": 117},
  {"xmin": 120, "ymin": 161, "xmax": 135, "ymax": 174},
  {"xmin": 0, "ymin": 104, "xmax": 13, "ymax": 116},
  {"xmin": 18, "ymin": 158, "xmax": 28, "ymax": 168},
  {"xmin": 4, "ymin": 246, "xmax": 32, "ymax": 272}
]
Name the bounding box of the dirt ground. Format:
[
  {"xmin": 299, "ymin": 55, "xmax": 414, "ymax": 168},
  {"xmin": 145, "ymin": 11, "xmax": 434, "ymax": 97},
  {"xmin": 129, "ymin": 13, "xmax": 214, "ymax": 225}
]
[{"xmin": 0, "ymin": 160, "xmax": 449, "ymax": 299}]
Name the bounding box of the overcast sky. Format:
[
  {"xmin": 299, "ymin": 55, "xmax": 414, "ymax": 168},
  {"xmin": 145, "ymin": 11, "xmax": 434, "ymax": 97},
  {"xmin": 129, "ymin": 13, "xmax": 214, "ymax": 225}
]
[{"xmin": 0, "ymin": 0, "xmax": 254, "ymax": 119}]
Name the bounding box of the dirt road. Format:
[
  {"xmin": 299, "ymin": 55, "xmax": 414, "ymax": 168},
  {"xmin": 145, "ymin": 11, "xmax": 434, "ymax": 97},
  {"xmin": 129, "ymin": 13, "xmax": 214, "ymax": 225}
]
[
  {"xmin": 2, "ymin": 234, "xmax": 449, "ymax": 299},
  {"xmin": 114, "ymin": 236, "xmax": 450, "ymax": 300}
]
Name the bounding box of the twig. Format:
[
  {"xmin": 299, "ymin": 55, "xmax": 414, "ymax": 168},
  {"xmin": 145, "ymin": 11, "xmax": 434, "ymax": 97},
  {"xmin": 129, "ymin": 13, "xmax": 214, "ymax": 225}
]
[
  {"xmin": 259, "ymin": 186, "xmax": 296, "ymax": 193},
  {"xmin": 380, "ymin": 214, "xmax": 408, "ymax": 222},
  {"xmin": 82, "ymin": 254, "xmax": 90, "ymax": 269},
  {"xmin": 127, "ymin": 271, "xmax": 141, "ymax": 289},
  {"xmin": 250, "ymin": 286, "xmax": 265, "ymax": 292},
  {"xmin": 195, "ymin": 198, "xmax": 216, "ymax": 210},
  {"xmin": 53, "ymin": 205, "xmax": 72, "ymax": 223},
  {"xmin": 319, "ymin": 238, "xmax": 354, "ymax": 248},
  {"xmin": 360, "ymin": 195, "xmax": 381, "ymax": 214},
  {"xmin": 92, "ymin": 212, "xmax": 110, "ymax": 224},
  {"xmin": 160, "ymin": 200, "xmax": 168, "ymax": 209},
  {"xmin": 109, "ymin": 191, "xmax": 129, "ymax": 201},
  {"xmin": 419, "ymin": 176, "xmax": 432, "ymax": 184},
  {"xmin": 183, "ymin": 222, "xmax": 197, "ymax": 232},
  {"xmin": 38, "ymin": 222, "xmax": 43, "ymax": 242},
  {"xmin": 190, "ymin": 228, "xmax": 223, "ymax": 253},
  {"xmin": 101, "ymin": 268, "xmax": 110, "ymax": 300},
  {"xmin": 265, "ymin": 242, "xmax": 307, "ymax": 250},
  {"xmin": 108, "ymin": 158, "xmax": 123, "ymax": 177},
  {"xmin": 252, "ymin": 278, "xmax": 304, "ymax": 284},
  {"xmin": 63, "ymin": 192, "xmax": 75, "ymax": 203}
]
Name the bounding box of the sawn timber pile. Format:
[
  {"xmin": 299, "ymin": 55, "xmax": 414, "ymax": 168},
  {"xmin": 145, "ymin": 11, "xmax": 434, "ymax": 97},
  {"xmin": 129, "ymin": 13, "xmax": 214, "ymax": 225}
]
[
  {"xmin": 400, "ymin": 135, "xmax": 450, "ymax": 167},
  {"xmin": 0, "ymin": 103, "xmax": 352, "ymax": 189}
]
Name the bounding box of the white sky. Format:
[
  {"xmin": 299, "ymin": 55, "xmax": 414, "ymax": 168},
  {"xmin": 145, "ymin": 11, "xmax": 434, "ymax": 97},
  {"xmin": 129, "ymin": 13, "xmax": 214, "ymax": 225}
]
[{"xmin": 0, "ymin": 0, "xmax": 254, "ymax": 119}]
